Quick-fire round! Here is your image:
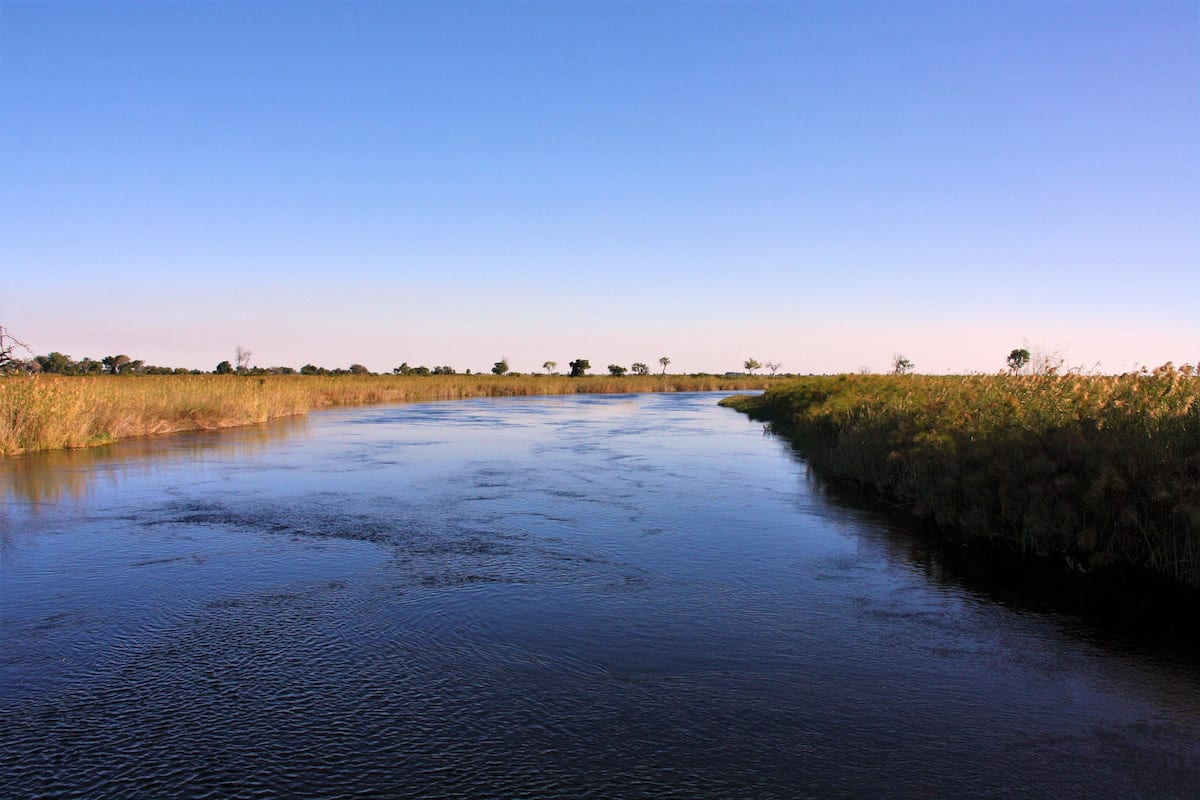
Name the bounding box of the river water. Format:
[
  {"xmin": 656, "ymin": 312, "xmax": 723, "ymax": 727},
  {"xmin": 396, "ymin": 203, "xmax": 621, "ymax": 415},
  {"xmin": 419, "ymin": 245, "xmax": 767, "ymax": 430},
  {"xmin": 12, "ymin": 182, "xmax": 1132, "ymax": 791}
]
[{"xmin": 2, "ymin": 392, "xmax": 1198, "ymax": 799}]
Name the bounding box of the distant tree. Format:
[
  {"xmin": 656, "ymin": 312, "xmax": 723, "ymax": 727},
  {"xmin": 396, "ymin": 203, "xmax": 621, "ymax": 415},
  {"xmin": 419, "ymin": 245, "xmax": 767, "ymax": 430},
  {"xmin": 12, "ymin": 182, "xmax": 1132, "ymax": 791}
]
[
  {"xmin": 127, "ymin": 359, "xmax": 145, "ymax": 374},
  {"xmin": 765, "ymin": 361, "xmax": 782, "ymax": 376},
  {"xmin": 349, "ymin": 363, "xmax": 370, "ymax": 374},
  {"xmin": 0, "ymin": 325, "xmax": 34, "ymax": 374},
  {"xmin": 235, "ymin": 346, "xmax": 253, "ymax": 373},
  {"xmin": 568, "ymin": 358, "xmax": 590, "ymax": 377},
  {"xmin": 631, "ymin": 362, "xmax": 649, "ymax": 376},
  {"xmin": 76, "ymin": 357, "xmax": 104, "ymax": 375},
  {"xmin": 215, "ymin": 360, "xmax": 234, "ymax": 374},
  {"xmin": 658, "ymin": 356, "xmax": 671, "ymax": 375},
  {"xmin": 892, "ymin": 354, "xmax": 914, "ymax": 375},
  {"xmin": 300, "ymin": 363, "xmax": 322, "ymax": 375},
  {"xmin": 103, "ymin": 354, "xmax": 131, "ymax": 375},
  {"xmin": 607, "ymin": 364, "xmax": 627, "ymax": 377},
  {"xmin": 492, "ymin": 357, "xmax": 510, "ymax": 376},
  {"xmin": 743, "ymin": 358, "xmax": 761, "ymax": 375},
  {"xmin": 35, "ymin": 352, "xmax": 74, "ymax": 374},
  {"xmin": 1007, "ymin": 348, "xmax": 1031, "ymax": 374},
  {"xmin": 1028, "ymin": 346, "xmax": 1070, "ymax": 376},
  {"xmin": 394, "ymin": 362, "xmax": 434, "ymax": 375},
  {"xmin": 543, "ymin": 360, "xmax": 557, "ymax": 375}
]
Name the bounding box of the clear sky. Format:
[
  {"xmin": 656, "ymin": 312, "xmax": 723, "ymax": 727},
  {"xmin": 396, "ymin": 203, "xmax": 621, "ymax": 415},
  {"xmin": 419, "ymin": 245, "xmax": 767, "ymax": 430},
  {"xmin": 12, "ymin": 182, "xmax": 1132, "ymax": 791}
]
[{"xmin": 2, "ymin": 0, "xmax": 1196, "ymax": 374}]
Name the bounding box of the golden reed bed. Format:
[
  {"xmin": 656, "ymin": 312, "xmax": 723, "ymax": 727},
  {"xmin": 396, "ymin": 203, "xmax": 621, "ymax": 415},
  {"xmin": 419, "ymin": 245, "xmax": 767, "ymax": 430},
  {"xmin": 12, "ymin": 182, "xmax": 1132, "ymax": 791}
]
[
  {"xmin": 0, "ymin": 373, "xmax": 770, "ymax": 457},
  {"xmin": 722, "ymin": 365, "xmax": 1200, "ymax": 587}
]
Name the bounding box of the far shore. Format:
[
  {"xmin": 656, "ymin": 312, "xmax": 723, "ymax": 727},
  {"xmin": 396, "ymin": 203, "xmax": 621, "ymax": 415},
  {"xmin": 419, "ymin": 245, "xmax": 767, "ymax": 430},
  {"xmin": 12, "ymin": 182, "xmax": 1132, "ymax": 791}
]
[{"xmin": 0, "ymin": 373, "xmax": 772, "ymax": 457}]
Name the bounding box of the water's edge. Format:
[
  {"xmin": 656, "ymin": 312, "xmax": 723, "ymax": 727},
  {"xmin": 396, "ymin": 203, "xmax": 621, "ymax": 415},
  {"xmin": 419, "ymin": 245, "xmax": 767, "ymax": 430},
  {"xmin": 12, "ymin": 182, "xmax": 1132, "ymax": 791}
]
[{"xmin": 722, "ymin": 391, "xmax": 1200, "ymax": 621}]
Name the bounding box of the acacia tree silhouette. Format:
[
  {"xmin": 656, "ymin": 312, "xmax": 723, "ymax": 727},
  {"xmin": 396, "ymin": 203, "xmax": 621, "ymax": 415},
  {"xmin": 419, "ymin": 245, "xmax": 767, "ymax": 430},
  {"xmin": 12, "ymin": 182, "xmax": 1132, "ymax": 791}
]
[{"xmin": 0, "ymin": 325, "xmax": 33, "ymax": 374}]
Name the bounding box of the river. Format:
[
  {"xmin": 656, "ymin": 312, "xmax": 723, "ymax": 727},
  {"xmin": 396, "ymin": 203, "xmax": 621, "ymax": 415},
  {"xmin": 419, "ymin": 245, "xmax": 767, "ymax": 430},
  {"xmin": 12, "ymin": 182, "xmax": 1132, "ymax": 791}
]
[{"xmin": 2, "ymin": 392, "xmax": 1198, "ymax": 799}]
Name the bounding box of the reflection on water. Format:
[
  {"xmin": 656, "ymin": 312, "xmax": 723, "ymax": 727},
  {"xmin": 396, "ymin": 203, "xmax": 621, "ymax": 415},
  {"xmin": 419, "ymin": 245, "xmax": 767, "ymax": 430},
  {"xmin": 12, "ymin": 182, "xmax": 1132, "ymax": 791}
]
[
  {"xmin": 797, "ymin": 458, "xmax": 1200, "ymax": 660},
  {"xmin": 0, "ymin": 416, "xmax": 309, "ymax": 506},
  {"xmin": 2, "ymin": 394, "xmax": 1198, "ymax": 800}
]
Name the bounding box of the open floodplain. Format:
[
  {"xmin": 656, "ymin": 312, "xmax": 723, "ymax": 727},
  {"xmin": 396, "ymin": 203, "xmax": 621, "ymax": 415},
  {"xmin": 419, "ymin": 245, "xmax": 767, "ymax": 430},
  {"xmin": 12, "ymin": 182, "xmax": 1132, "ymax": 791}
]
[{"xmin": 2, "ymin": 392, "xmax": 1199, "ymax": 799}]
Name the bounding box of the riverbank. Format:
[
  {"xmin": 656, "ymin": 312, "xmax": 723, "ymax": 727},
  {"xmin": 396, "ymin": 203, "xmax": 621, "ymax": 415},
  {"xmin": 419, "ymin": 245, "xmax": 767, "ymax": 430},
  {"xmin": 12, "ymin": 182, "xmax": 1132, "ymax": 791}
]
[
  {"xmin": 720, "ymin": 366, "xmax": 1200, "ymax": 588},
  {"xmin": 1, "ymin": 373, "xmax": 770, "ymax": 457}
]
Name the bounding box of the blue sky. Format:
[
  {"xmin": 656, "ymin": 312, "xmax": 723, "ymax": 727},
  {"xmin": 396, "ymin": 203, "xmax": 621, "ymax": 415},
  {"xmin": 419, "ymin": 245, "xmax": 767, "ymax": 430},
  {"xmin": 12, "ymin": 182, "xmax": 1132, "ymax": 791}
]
[{"xmin": 2, "ymin": 1, "xmax": 1196, "ymax": 374}]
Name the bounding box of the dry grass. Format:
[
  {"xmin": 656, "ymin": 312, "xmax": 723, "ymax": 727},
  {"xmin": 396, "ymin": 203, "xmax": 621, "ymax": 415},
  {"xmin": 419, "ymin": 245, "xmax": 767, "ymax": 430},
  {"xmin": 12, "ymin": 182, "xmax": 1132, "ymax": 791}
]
[
  {"xmin": 0, "ymin": 373, "xmax": 769, "ymax": 457},
  {"xmin": 723, "ymin": 365, "xmax": 1200, "ymax": 586}
]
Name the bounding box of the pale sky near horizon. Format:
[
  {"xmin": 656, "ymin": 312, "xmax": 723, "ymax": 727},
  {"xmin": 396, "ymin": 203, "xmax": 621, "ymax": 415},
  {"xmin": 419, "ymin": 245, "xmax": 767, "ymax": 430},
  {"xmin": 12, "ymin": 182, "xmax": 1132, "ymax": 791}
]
[{"xmin": 2, "ymin": 1, "xmax": 1196, "ymax": 374}]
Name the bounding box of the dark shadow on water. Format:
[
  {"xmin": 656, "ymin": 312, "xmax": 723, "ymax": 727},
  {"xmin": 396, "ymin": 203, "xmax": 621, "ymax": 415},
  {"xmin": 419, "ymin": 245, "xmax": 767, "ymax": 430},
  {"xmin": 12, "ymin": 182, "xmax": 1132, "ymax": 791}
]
[{"xmin": 776, "ymin": 436, "xmax": 1200, "ymax": 664}]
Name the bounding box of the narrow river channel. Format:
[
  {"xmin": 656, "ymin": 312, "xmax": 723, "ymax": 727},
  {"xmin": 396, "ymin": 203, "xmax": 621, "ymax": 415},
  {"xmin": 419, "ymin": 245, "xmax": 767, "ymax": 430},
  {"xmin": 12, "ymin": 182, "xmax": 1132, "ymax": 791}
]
[{"xmin": 2, "ymin": 392, "xmax": 1198, "ymax": 799}]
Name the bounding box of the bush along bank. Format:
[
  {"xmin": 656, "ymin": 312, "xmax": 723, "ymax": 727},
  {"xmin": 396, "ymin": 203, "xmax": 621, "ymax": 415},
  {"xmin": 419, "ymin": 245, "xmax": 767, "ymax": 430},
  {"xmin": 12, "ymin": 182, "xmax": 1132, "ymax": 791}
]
[{"xmin": 721, "ymin": 366, "xmax": 1200, "ymax": 589}]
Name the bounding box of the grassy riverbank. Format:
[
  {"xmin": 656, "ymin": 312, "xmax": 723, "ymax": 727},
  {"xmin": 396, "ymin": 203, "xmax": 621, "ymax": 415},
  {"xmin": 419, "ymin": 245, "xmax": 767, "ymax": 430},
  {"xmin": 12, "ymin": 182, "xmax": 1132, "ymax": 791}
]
[
  {"xmin": 721, "ymin": 366, "xmax": 1200, "ymax": 587},
  {"xmin": 0, "ymin": 373, "xmax": 769, "ymax": 456}
]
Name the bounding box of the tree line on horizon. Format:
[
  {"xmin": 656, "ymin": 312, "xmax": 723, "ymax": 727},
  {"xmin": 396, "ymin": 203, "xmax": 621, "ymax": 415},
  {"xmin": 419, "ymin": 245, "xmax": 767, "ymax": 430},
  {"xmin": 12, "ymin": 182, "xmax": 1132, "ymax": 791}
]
[
  {"xmin": 12, "ymin": 351, "xmax": 204, "ymax": 376},
  {"xmin": 0, "ymin": 328, "xmax": 707, "ymax": 378},
  {"xmin": 0, "ymin": 347, "xmax": 1074, "ymax": 379},
  {"xmin": 0, "ymin": 345, "xmax": 1151, "ymax": 379},
  {"xmin": 6, "ymin": 350, "xmax": 775, "ymax": 379},
  {"xmin": 0, "ymin": 324, "xmax": 1130, "ymax": 379}
]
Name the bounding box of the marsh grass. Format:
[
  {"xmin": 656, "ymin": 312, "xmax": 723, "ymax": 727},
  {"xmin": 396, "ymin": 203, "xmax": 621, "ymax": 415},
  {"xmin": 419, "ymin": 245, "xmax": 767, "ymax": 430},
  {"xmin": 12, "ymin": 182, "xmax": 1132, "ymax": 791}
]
[
  {"xmin": 0, "ymin": 373, "xmax": 768, "ymax": 457},
  {"xmin": 722, "ymin": 365, "xmax": 1200, "ymax": 587}
]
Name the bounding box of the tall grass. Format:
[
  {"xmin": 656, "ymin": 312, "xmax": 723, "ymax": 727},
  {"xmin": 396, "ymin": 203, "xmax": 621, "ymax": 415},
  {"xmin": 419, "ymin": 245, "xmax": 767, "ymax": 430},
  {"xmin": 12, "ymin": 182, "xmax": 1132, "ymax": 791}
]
[
  {"xmin": 0, "ymin": 373, "xmax": 769, "ymax": 457},
  {"xmin": 722, "ymin": 365, "xmax": 1200, "ymax": 587}
]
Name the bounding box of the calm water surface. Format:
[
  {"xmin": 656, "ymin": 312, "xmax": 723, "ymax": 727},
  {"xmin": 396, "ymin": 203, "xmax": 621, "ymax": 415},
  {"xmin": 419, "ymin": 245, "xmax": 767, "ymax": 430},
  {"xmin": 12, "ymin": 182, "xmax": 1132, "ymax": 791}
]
[{"xmin": 2, "ymin": 393, "xmax": 1198, "ymax": 799}]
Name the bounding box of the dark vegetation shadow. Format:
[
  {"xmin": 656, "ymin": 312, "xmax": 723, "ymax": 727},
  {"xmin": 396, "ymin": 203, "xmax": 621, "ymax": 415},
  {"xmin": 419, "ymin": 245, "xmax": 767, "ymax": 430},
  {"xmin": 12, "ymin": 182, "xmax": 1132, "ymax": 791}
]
[{"xmin": 787, "ymin": 444, "xmax": 1200, "ymax": 663}]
